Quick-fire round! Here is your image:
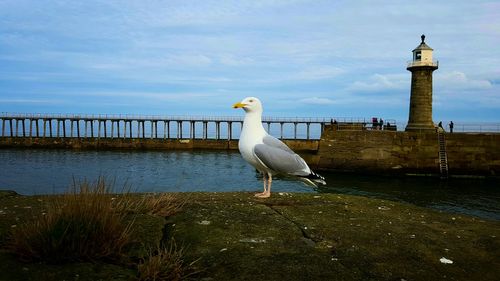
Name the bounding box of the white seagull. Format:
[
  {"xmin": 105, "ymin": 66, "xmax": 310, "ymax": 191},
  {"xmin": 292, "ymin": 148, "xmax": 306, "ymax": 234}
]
[{"xmin": 233, "ymin": 97, "xmax": 326, "ymax": 198}]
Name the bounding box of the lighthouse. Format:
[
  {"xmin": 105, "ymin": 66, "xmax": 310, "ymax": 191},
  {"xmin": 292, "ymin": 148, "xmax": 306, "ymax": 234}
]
[{"xmin": 405, "ymin": 34, "xmax": 438, "ymax": 131}]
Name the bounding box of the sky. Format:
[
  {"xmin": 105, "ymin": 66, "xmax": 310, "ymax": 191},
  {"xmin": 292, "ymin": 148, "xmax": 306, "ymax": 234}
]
[{"xmin": 1, "ymin": 0, "xmax": 499, "ymax": 124}]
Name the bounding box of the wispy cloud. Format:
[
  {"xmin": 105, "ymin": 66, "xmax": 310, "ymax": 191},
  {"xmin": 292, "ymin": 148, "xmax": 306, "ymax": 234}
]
[
  {"xmin": 348, "ymin": 74, "xmax": 408, "ymax": 92},
  {"xmin": 294, "ymin": 66, "xmax": 345, "ymax": 81},
  {"xmin": 0, "ymin": 98, "xmax": 65, "ymax": 104},
  {"xmin": 436, "ymin": 71, "xmax": 492, "ymax": 90},
  {"xmin": 299, "ymin": 97, "xmax": 336, "ymax": 105}
]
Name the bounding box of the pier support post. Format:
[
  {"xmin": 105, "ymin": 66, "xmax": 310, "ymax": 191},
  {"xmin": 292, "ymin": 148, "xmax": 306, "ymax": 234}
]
[
  {"xmin": 29, "ymin": 119, "xmax": 33, "ymax": 137},
  {"xmin": 22, "ymin": 120, "xmax": 25, "ymax": 137},
  {"xmin": 43, "ymin": 119, "xmax": 47, "ymax": 138},
  {"xmin": 1, "ymin": 119, "xmax": 4, "ymax": 137},
  {"xmin": 70, "ymin": 120, "xmax": 74, "ymax": 138},
  {"xmin": 203, "ymin": 122, "xmax": 207, "ymax": 140},
  {"xmin": 216, "ymin": 122, "xmax": 220, "ymax": 140},
  {"xmin": 124, "ymin": 121, "xmax": 127, "ymax": 139},
  {"xmin": 111, "ymin": 121, "xmax": 115, "ymax": 138},
  {"xmin": 98, "ymin": 120, "xmax": 102, "ymax": 139},
  {"xmin": 76, "ymin": 120, "xmax": 80, "ymax": 138},
  {"xmin": 267, "ymin": 122, "xmax": 271, "ymax": 133},
  {"xmin": 306, "ymin": 123, "xmax": 310, "ymax": 140},
  {"xmin": 49, "ymin": 119, "xmax": 53, "ymax": 137},
  {"xmin": 190, "ymin": 121, "xmax": 195, "ymax": 139},
  {"xmin": 36, "ymin": 119, "xmax": 39, "ymax": 137},
  {"xmin": 294, "ymin": 122, "xmax": 297, "ymax": 139},
  {"xmin": 57, "ymin": 120, "xmax": 60, "ymax": 137},
  {"xmin": 228, "ymin": 122, "xmax": 232, "ymax": 140},
  {"xmin": 280, "ymin": 122, "xmax": 284, "ymax": 139},
  {"xmin": 62, "ymin": 120, "xmax": 65, "ymax": 138},
  {"xmin": 141, "ymin": 121, "xmax": 145, "ymax": 138},
  {"xmin": 91, "ymin": 121, "xmax": 94, "ymax": 138}
]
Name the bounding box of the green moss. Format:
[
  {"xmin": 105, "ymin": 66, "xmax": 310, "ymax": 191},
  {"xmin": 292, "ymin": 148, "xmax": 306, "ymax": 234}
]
[
  {"xmin": 169, "ymin": 192, "xmax": 500, "ymax": 281},
  {"xmin": 1, "ymin": 191, "xmax": 499, "ymax": 281}
]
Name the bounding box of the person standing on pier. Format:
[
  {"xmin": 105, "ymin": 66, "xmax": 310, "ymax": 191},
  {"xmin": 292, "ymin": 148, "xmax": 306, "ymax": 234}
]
[
  {"xmin": 372, "ymin": 117, "xmax": 378, "ymax": 130},
  {"xmin": 438, "ymin": 121, "xmax": 444, "ymax": 132},
  {"xmin": 449, "ymin": 121, "xmax": 454, "ymax": 133}
]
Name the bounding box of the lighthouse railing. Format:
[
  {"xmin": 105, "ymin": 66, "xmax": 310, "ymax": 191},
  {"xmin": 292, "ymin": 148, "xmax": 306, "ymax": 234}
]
[{"xmin": 407, "ymin": 60, "xmax": 439, "ymax": 68}]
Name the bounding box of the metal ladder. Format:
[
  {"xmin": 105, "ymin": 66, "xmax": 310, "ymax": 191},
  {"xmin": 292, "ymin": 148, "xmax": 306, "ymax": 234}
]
[{"xmin": 437, "ymin": 131, "xmax": 449, "ymax": 178}]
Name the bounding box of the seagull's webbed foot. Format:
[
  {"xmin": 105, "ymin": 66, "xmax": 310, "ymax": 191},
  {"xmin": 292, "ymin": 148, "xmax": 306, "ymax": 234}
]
[{"xmin": 255, "ymin": 192, "xmax": 271, "ymax": 198}]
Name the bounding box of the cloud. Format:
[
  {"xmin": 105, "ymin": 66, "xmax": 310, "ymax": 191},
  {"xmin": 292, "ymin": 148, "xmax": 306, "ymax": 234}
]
[
  {"xmin": 435, "ymin": 71, "xmax": 492, "ymax": 90},
  {"xmin": 348, "ymin": 74, "xmax": 408, "ymax": 92},
  {"xmin": 293, "ymin": 66, "xmax": 345, "ymax": 81},
  {"xmin": 299, "ymin": 97, "xmax": 336, "ymax": 105},
  {"xmin": 0, "ymin": 98, "xmax": 65, "ymax": 104},
  {"xmin": 83, "ymin": 91, "xmax": 220, "ymax": 101},
  {"xmin": 218, "ymin": 54, "xmax": 255, "ymax": 66}
]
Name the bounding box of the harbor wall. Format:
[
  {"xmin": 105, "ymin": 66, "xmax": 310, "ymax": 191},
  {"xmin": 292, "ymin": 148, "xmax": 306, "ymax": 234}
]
[
  {"xmin": 2, "ymin": 128, "xmax": 499, "ymax": 177},
  {"xmin": 0, "ymin": 137, "xmax": 319, "ymax": 152},
  {"xmin": 316, "ymin": 125, "xmax": 500, "ymax": 176}
]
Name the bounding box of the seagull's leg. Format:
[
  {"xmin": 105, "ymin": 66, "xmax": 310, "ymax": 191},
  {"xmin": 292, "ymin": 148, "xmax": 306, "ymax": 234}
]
[
  {"xmin": 256, "ymin": 172, "xmax": 272, "ymax": 198},
  {"xmin": 254, "ymin": 172, "xmax": 268, "ymax": 197},
  {"xmin": 264, "ymin": 173, "xmax": 272, "ymax": 198}
]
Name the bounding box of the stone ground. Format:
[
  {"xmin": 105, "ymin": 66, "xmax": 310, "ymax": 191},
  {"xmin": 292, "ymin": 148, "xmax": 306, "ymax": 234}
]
[{"xmin": 1, "ymin": 190, "xmax": 499, "ymax": 280}]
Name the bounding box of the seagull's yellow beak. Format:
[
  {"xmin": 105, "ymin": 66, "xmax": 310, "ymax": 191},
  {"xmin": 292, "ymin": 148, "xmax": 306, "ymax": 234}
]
[{"xmin": 232, "ymin": 102, "xmax": 246, "ymax": 109}]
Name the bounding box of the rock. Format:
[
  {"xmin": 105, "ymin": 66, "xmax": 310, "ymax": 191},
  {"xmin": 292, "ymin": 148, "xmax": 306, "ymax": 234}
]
[{"xmin": 0, "ymin": 190, "xmax": 18, "ymax": 198}]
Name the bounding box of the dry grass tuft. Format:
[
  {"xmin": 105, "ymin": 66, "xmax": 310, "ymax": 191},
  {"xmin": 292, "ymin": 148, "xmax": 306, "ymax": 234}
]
[
  {"xmin": 7, "ymin": 178, "xmax": 133, "ymax": 263},
  {"xmin": 6, "ymin": 176, "xmax": 189, "ymax": 271},
  {"xmin": 137, "ymin": 241, "xmax": 198, "ymax": 281}
]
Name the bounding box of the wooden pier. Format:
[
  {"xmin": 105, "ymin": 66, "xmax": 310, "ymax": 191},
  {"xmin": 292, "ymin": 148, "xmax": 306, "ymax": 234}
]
[{"xmin": 0, "ymin": 113, "xmax": 355, "ymax": 141}]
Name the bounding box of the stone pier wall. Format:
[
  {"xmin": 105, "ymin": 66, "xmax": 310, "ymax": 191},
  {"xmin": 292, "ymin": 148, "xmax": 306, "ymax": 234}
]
[
  {"xmin": 317, "ymin": 125, "xmax": 500, "ymax": 176},
  {"xmin": 2, "ymin": 129, "xmax": 499, "ymax": 177},
  {"xmin": 0, "ymin": 137, "xmax": 319, "ymax": 152}
]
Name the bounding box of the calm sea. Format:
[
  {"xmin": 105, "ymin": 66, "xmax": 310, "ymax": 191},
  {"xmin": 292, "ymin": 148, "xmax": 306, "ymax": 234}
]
[{"xmin": 0, "ymin": 149, "xmax": 499, "ymax": 221}]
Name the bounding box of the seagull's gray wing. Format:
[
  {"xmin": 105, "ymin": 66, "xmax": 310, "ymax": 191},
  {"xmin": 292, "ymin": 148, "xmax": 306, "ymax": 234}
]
[
  {"xmin": 262, "ymin": 135, "xmax": 294, "ymax": 153},
  {"xmin": 253, "ymin": 138, "xmax": 310, "ymax": 176}
]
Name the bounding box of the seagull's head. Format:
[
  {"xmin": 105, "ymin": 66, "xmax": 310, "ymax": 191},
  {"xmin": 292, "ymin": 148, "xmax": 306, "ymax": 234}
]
[{"xmin": 232, "ymin": 97, "xmax": 263, "ymax": 113}]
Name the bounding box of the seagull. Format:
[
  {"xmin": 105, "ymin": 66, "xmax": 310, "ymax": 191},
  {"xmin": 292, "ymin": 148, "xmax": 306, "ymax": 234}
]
[{"xmin": 233, "ymin": 97, "xmax": 326, "ymax": 198}]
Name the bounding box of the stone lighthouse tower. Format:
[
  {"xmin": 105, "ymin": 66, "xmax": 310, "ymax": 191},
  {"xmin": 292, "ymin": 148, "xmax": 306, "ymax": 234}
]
[{"xmin": 405, "ymin": 34, "xmax": 438, "ymax": 131}]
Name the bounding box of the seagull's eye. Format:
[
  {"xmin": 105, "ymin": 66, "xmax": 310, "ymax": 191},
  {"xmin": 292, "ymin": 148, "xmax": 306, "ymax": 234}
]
[{"xmin": 249, "ymin": 99, "xmax": 254, "ymax": 102}]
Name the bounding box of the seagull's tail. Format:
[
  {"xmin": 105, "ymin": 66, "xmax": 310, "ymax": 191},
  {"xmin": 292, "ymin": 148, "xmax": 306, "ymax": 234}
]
[{"xmin": 299, "ymin": 171, "xmax": 326, "ymax": 187}]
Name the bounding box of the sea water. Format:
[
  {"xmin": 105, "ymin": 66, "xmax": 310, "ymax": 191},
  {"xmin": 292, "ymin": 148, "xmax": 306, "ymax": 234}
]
[{"xmin": 0, "ymin": 149, "xmax": 499, "ymax": 221}]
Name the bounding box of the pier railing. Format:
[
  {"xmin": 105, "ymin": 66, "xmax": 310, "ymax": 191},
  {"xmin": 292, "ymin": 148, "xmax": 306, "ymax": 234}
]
[{"xmin": 0, "ymin": 113, "xmax": 367, "ymax": 123}]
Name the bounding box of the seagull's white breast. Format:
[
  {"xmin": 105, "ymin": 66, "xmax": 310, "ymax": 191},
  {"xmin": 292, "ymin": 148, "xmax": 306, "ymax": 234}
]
[{"xmin": 238, "ymin": 113, "xmax": 269, "ymax": 172}]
